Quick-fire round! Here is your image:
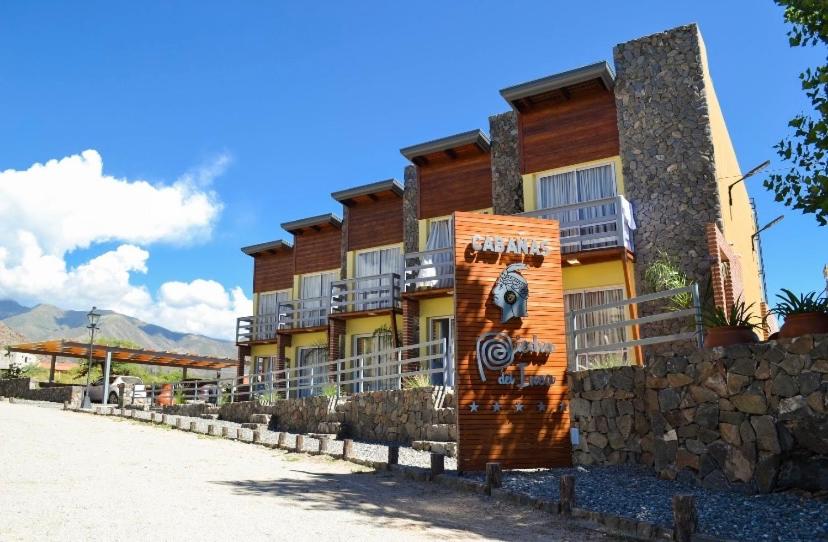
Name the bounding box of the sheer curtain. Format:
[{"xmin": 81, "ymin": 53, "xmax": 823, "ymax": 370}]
[
  {"xmin": 354, "ymin": 332, "xmax": 395, "ymax": 392},
  {"xmin": 421, "ymin": 218, "xmax": 453, "ymax": 288},
  {"xmin": 297, "ymin": 347, "xmax": 327, "ymax": 398},
  {"xmin": 565, "ymin": 288, "xmax": 628, "ymax": 371},
  {"xmin": 300, "ymin": 272, "xmax": 334, "ymax": 326},
  {"xmin": 576, "ymin": 165, "xmax": 617, "ymax": 250},
  {"xmin": 258, "ymin": 290, "xmax": 288, "ymax": 338},
  {"xmin": 356, "ymin": 247, "xmax": 402, "ymax": 310}
]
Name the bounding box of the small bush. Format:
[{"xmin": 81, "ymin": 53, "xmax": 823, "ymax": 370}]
[{"xmin": 402, "ymin": 373, "xmax": 430, "ymax": 389}]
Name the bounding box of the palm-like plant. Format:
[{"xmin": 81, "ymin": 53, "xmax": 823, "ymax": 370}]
[
  {"xmin": 772, "ymin": 289, "xmax": 828, "ymax": 317},
  {"xmin": 704, "ymin": 298, "xmax": 760, "ymax": 329}
]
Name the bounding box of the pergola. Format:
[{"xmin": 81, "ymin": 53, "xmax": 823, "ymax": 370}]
[{"xmin": 7, "ymin": 340, "xmax": 237, "ymax": 382}]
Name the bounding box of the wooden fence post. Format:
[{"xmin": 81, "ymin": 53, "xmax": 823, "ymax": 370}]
[
  {"xmin": 295, "ymin": 435, "xmax": 304, "ymax": 453},
  {"xmin": 485, "ymin": 462, "xmax": 503, "ymax": 495},
  {"xmin": 318, "ymin": 437, "xmax": 329, "ymax": 455},
  {"xmin": 343, "ymin": 439, "xmax": 354, "ymax": 460},
  {"xmin": 277, "ymin": 432, "xmax": 286, "ymax": 449},
  {"xmin": 118, "ymin": 383, "xmax": 125, "ymax": 409},
  {"xmin": 387, "ymin": 444, "xmax": 399, "ymax": 469},
  {"xmin": 672, "ymin": 495, "xmax": 697, "ymax": 542},
  {"xmin": 560, "ymin": 475, "xmax": 575, "ymax": 516},
  {"xmin": 430, "ymin": 452, "xmax": 445, "ymax": 477}
]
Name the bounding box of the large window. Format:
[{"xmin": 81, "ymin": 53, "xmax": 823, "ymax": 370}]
[
  {"xmin": 421, "ymin": 217, "xmax": 453, "ymax": 288},
  {"xmin": 355, "ymin": 246, "xmax": 402, "ymax": 310},
  {"xmin": 299, "ymin": 271, "xmax": 336, "ymax": 327},
  {"xmin": 256, "ymin": 290, "xmax": 289, "ymax": 339},
  {"xmin": 296, "ymin": 347, "xmax": 327, "ymax": 398},
  {"xmin": 564, "ymin": 287, "xmax": 629, "ymax": 371},
  {"xmin": 353, "ymin": 332, "xmax": 397, "ymax": 393},
  {"xmin": 537, "ymin": 163, "xmax": 618, "ymax": 252}
]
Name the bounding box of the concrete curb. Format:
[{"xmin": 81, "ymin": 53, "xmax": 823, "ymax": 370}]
[{"xmin": 69, "ymin": 406, "xmax": 723, "ymax": 542}]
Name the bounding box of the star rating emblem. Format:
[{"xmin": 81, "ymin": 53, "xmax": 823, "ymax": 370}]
[
  {"xmin": 537, "ymin": 402, "xmax": 546, "ymax": 412},
  {"xmin": 492, "ymin": 401, "xmax": 501, "ymax": 412},
  {"xmin": 469, "ymin": 401, "xmax": 479, "ymax": 412},
  {"xmin": 515, "ymin": 402, "xmax": 524, "ymax": 412}
]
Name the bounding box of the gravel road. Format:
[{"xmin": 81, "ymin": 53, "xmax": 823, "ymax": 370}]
[{"xmin": 0, "ymin": 402, "xmax": 619, "ymax": 542}]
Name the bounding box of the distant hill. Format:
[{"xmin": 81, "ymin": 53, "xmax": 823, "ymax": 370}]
[
  {"xmin": 0, "ymin": 321, "xmax": 26, "ymax": 348},
  {"xmin": 1, "ymin": 301, "xmax": 236, "ymax": 359}
]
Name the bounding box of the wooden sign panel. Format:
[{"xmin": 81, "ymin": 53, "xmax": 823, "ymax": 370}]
[{"xmin": 453, "ymin": 211, "xmax": 571, "ymax": 471}]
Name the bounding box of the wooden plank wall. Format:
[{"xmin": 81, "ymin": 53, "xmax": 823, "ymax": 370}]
[
  {"xmin": 347, "ymin": 193, "xmax": 403, "ymax": 252},
  {"xmin": 519, "ymin": 84, "xmax": 619, "ymax": 174},
  {"xmin": 453, "ymin": 211, "xmax": 571, "ymax": 471},
  {"xmin": 253, "ymin": 251, "xmax": 294, "ymax": 293},
  {"xmin": 418, "ymin": 144, "xmax": 492, "ymax": 219},
  {"xmin": 293, "ymin": 227, "xmax": 342, "ymax": 275}
]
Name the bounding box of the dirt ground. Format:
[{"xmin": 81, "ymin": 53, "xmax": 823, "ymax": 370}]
[{"xmin": 0, "ymin": 402, "xmax": 622, "ymax": 541}]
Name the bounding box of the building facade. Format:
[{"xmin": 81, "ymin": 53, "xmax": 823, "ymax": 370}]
[{"xmin": 236, "ymin": 24, "xmax": 767, "ymax": 385}]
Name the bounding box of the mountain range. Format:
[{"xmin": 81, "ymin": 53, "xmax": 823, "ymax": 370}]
[{"xmin": 0, "ymin": 300, "xmax": 236, "ymax": 359}]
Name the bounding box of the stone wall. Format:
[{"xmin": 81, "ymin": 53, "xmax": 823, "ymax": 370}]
[
  {"xmin": 568, "ymin": 334, "xmax": 828, "ymax": 493},
  {"xmin": 403, "ymin": 165, "xmax": 419, "ymax": 254},
  {"xmin": 219, "ymin": 387, "xmax": 456, "ymax": 445},
  {"xmin": 0, "ymin": 378, "xmax": 82, "ymax": 406},
  {"xmin": 489, "ymin": 111, "xmax": 523, "ymax": 215}
]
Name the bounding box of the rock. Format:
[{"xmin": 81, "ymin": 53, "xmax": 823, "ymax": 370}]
[
  {"xmin": 726, "ymin": 373, "xmax": 750, "ymax": 395},
  {"xmin": 699, "ymin": 428, "xmax": 720, "ymax": 444},
  {"xmin": 751, "ymin": 415, "xmax": 781, "ymax": 453},
  {"xmin": 739, "ymin": 419, "xmax": 756, "ymax": 443},
  {"xmin": 695, "ymin": 403, "xmax": 719, "ymax": 429},
  {"xmin": 658, "ymin": 388, "xmax": 681, "ymax": 411},
  {"xmin": 703, "ymin": 372, "xmax": 728, "ymax": 397},
  {"xmin": 610, "ymin": 371, "xmax": 634, "ymax": 390},
  {"xmin": 724, "ymin": 446, "xmax": 754, "ymax": 482},
  {"xmin": 702, "ymin": 469, "xmax": 729, "ymax": 490},
  {"xmin": 676, "ymin": 448, "xmax": 700, "ymax": 470},
  {"xmin": 617, "ymin": 414, "xmax": 633, "ymax": 438},
  {"xmin": 588, "ymin": 432, "xmax": 609, "ymax": 449},
  {"xmin": 806, "ymin": 391, "xmax": 826, "ymax": 413},
  {"xmin": 654, "ymin": 439, "xmax": 677, "ymax": 470},
  {"xmin": 591, "ymin": 370, "xmax": 610, "ymax": 389},
  {"xmin": 608, "ymin": 431, "xmax": 625, "ymax": 450},
  {"xmin": 732, "ymin": 392, "xmax": 767, "ymax": 414},
  {"xmin": 689, "ymin": 385, "xmax": 719, "ymax": 403},
  {"xmin": 601, "ymin": 398, "xmax": 618, "ymax": 417},
  {"xmin": 798, "ymin": 371, "xmax": 821, "ymax": 395},
  {"xmin": 677, "ymin": 423, "xmax": 699, "ymax": 438},
  {"xmin": 720, "ymin": 423, "xmax": 741, "ymax": 446},
  {"xmin": 570, "ymin": 398, "xmax": 591, "ymax": 417},
  {"xmin": 719, "ymin": 410, "xmax": 744, "ymax": 426},
  {"xmin": 686, "ymin": 439, "xmax": 706, "ymax": 455},
  {"xmin": 754, "ymin": 360, "xmax": 771, "ymax": 380},
  {"xmin": 667, "ymin": 373, "xmax": 693, "ymax": 387},
  {"xmin": 786, "ymin": 336, "xmax": 814, "ymax": 356},
  {"xmin": 778, "ymin": 395, "xmax": 809, "ymax": 420},
  {"xmin": 771, "ymin": 374, "xmax": 798, "ymax": 397},
  {"xmin": 730, "ymin": 357, "xmax": 757, "ymax": 376},
  {"xmin": 786, "ymin": 416, "xmax": 828, "ymax": 454},
  {"xmin": 776, "ymin": 452, "xmax": 828, "ymax": 492},
  {"xmin": 754, "ymin": 455, "xmax": 780, "ymax": 493}
]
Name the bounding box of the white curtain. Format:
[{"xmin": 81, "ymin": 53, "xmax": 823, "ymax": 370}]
[
  {"xmin": 538, "ymin": 164, "xmax": 618, "ymax": 252},
  {"xmin": 356, "ymin": 247, "xmax": 402, "ymax": 310},
  {"xmin": 565, "ymin": 288, "xmax": 628, "ymax": 371},
  {"xmin": 421, "ymin": 218, "xmax": 453, "ymax": 288},
  {"xmin": 257, "ymin": 291, "xmax": 288, "ymax": 338},
  {"xmin": 354, "ymin": 333, "xmax": 396, "ymax": 392},
  {"xmin": 300, "ymin": 272, "xmax": 335, "ymax": 327},
  {"xmin": 297, "ymin": 347, "xmax": 327, "ymax": 398}
]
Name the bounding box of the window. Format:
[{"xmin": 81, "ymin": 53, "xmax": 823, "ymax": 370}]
[
  {"xmin": 564, "ymin": 287, "xmax": 629, "ymax": 371},
  {"xmin": 537, "ymin": 163, "xmax": 619, "ymax": 252},
  {"xmin": 355, "ymin": 246, "xmax": 402, "ymax": 310},
  {"xmin": 353, "ymin": 332, "xmax": 397, "ymax": 392},
  {"xmin": 253, "ymin": 356, "xmax": 276, "ymax": 396},
  {"xmin": 257, "ymin": 290, "xmax": 289, "ymax": 339},
  {"xmin": 299, "ymin": 272, "xmax": 336, "ymax": 327},
  {"xmin": 421, "ymin": 217, "xmax": 453, "ymax": 288},
  {"xmin": 295, "ymin": 347, "xmax": 327, "ymax": 398},
  {"xmin": 427, "ymin": 316, "xmax": 454, "ymax": 386}
]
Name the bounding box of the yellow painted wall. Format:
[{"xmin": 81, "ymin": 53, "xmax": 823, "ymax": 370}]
[
  {"xmin": 417, "ymin": 208, "xmax": 493, "ymax": 251},
  {"xmin": 562, "ymin": 260, "xmax": 628, "ymax": 292},
  {"xmin": 522, "ymin": 156, "xmax": 625, "ymax": 212},
  {"xmin": 249, "ymin": 342, "xmax": 279, "ymax": 373},
  {"xmin": 418, "ymin": 295, "xmax": 455, "ymax": 344},
  {"xmin": 285, "ymin": 331, "xmax": 327, "ymax": 369},
  {"xmin": 697, "ymin": 34, "xmax": 765, "ymax": 310},
  {"xmin": 343, "ymin": 314, "xmax": 404, "ymax": 357}
]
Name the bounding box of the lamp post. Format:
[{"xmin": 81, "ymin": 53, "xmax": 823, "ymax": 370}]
[{"xmin": 81, "ymin": 306, "xmax": 101, "ymax": 409}]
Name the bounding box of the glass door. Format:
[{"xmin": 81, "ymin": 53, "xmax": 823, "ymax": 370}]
[
  {"xmin": 296, "ymin": 347, "xmax": 327, "ymax": 397},
  {"xmin": 353, "ymin": 332, "xmax": 395, "ymax": 392},
  {"xmin": 427, "ymin": 316, "xmax": 454, "ymax": 386}
]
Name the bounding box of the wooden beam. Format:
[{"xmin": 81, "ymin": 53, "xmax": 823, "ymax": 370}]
[{"xmin": 49, "ymin": 355, "xmax": 56, "ymax": 383}]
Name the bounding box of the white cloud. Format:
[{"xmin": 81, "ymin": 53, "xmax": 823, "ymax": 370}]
[{"xmin": 0, "ymin": 151, "xmax": 251, "ymax": 341}]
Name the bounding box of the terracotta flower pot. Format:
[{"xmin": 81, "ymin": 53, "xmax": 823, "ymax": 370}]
[
  {"xmin": 780, "ymin": 312, "xmax": 828, "ymax": 338},
  {"xmin": 704, "ymin": 326, "xmax": 759, "ymax": 348}
]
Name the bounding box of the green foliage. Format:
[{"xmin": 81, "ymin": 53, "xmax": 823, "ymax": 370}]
[
  {"xmin": 643, "ymin": 250, "xmax": 693, "ymax": 310},
  {"xmin": 765, "ymin": 0, "xmax": 828, "ymax": 225},
  {"xmin": 3, "ymin": 351, "xmax": 23, "ymax": 379},
  {"xmin": 174, "ymin": 387, "xmax": 185, "ymax": 405},
  {"xmin": 402, "ymin": 373, "xmax": 431, "ymax": 389},
  {"xmin": 585, "ymin": 353, "xmax": 629, "ymax": 370},
  {"xmin": 704, "ymin": 298, "xmax": 760, "ymax": 329},
  {"xmin": 772, "ymin": 288, "xmax": 828, "ymax": 316},
  {"xmin": 321, "ymin": 383, "xmax": 340, "ymax": 397}
]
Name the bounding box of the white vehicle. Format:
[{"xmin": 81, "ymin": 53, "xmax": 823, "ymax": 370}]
[{"xmin": 88, "ymin": 375, "xmax": 147, "ymax": 404}]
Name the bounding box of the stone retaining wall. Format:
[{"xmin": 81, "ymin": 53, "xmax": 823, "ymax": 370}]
[
  {"xmin": 568, "ymin": 334, "xmax": 828, "ymax": 493},
  {"xmin": 219, "ymin": 387, "xmax": 455, "ymax": 444},
  {"xmin": 0, "ymin": 378, "xmax": 82, "ymax": 406}
]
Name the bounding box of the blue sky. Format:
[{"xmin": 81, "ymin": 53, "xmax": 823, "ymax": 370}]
[{"xmin": 0, "ymin": 1, "xmax": 825, "ymax": 338}]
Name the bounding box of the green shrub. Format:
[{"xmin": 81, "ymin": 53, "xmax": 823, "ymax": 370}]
[
  {"xmin": 704, "ymin": 298, "xmax": 760, "ymax": 329},
  {"xmin": 643, "ymin": 250, "xmax": 693, "ymax": 310},
  {"xmin": 402, "ymin": 373, "xmax": 430, "ymax": 389},
  {"xmin": 772, "ymin": 288, "xmax": 828, "ymax": 317}
]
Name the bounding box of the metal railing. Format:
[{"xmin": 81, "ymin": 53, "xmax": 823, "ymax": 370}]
[
  {"xmin": 331, "ymin": 272, "xmax": 401, "ymax": 313},
  {"xmin": 567, "ymin": 284, "xmax": 703, "ymax": 371},
  {"xmin": 521, "ymin": 194, "xmax": 635, "ymax": 254},
  {"xmin": 404, "ymin": 247, "xmax": 455, "ymax": 292},
  {"xmin": 142, "ymin": 338, "xmax": 452, "ymax": 406}
]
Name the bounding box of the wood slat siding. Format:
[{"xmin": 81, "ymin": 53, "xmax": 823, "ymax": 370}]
[
  {"xmin": 293, "ymin": 227, "xmax": 342, "ymax": 275},
  {"xmin": 347, "ymin": 193, "xmax": 403, "ymax": 252},
  {"xmin": 418, "ymin": 144, "xmax": 492, "ymax": 219},
  {"xmin": 519, "ymin": 85, "xmax": 619, "ymax": 174},
  {"xmin": 253, "ymin": 251, "xmax": 294, "ymax": 293},
  {"xmin": 453, "ymin": 211, "xmax": 571, "ymax": 471}
]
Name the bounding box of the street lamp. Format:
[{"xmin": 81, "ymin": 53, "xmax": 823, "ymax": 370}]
[{"xmin": 81, "ymin": 306, "xmax": 101, "ymax": 409}]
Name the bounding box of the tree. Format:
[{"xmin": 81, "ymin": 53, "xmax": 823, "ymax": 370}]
[
  {"xmin": 76, "ymin": 337, "xmax": 142, "ymax": 377},
  {"xmin": 765, "ymin": 0, "xmax": 828, "ymax": 225}
]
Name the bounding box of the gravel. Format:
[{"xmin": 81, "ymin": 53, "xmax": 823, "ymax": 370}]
[{"xmin": 463, "ymin": 465, "xmax": 828, "ymax": 542}]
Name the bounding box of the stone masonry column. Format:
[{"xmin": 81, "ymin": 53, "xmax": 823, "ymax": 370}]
[
  {"xmin": 613, "ymin": 24, "xmax": 722, "ymax": 347},
  {"xmin": 489, "ymin": 111, "xmax": 524, "ymax": 215},
  {"xmin": 403, "ymin": 165, "xmax": 419, "ymax": 254},
  {"xmin": 401, "ymin": 297, "xmax": 420, "ymax": 370}
]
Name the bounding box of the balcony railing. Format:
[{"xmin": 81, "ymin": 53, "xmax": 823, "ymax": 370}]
[
  {"xmin": 331, "ymin": 273, "xmax": 401, "ymax": 314},
  {"xmin": 236, "ymin": 313, "xmax": 280, "ymax": 344},
  {"xmin": 277, "ymin": 296, "xmax": 330, "ymax": 330},
  {"xmin": 521, "ymin": 194, "xmax": 635, "ymax": 254},
  {"xmin": 404, "ymin": 247, "xmax": 455, "ymax": 293}
]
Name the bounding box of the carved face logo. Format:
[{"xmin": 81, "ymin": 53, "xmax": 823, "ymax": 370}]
[{"xmin": 491, "ymin": 263, "xmax": 529, "ymax": 323}]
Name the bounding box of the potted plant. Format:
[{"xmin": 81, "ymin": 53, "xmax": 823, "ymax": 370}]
[
  {"xmin": 703, "ymin": 298, "xmax": 761, "ymax": 348},
  {"xmin": 772, "ymin": 289, "xmax": 828, "ymax": 338}
]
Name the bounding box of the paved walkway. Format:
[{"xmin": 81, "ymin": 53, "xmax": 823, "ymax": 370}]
[{"xmin": 0, "ymin": 402, "xmax": 620, "ymax": 541}]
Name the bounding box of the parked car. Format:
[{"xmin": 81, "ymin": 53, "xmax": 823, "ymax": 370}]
[{"xmin": 88, "ymin": 375, "xmax": 147, "ymax": 405}]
